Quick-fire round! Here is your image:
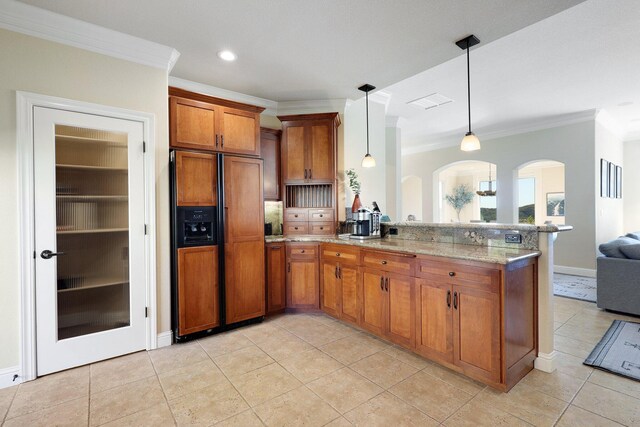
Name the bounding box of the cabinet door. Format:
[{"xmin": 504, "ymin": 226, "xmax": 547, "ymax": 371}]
[
  {"xmin": 174, "ymin": 151, "xmax": 217, "ymax": 206},
  {"xmin": 321, "ymin": 260, "xmax": 340, "ymax": 318},
  {"xmin": 415, "ymin": 279, "xmax": 453, "ymax": 363},
  {"xmin": 340, "ymin": 264, "xmax": 360, "ymax": 325},
  {"xmin": 177, "ymin": 246, "xmax": 219, "ymax": 335},
  {"xmin": 220, "ymin": 108, "xmax": 260, "ymax": 156},
  {"xmin": 224, "ymin": 156, "xmax": 265, "ymax": 324},
  {"xmin": 287, "ymin": 259, "xmax": 319, "ymax": 309},
  {"xmin": 386, "ymin": 273, "xmax": 415, "ymax": 348},
  {"xmin": 453, "ymin": 285, "xmax": 501, "ymax": 383},
  {"xmin": 266, "ymin": 244, "xmax": 286, "ymax": 314},
  {"xmin": 170, "ymin": 97, "xmax": 218, "ymax": 151},
  {"xmin": 282, "ymin": 124, "xmax": 307, "ymax": 182},
  {"xmin": 361, "ymin": 269, "xmax": 385, "ymax": 336},
  {"xmin": 261, "ymin": 129, "xmax": 280, "ymax": 200},
  {"xmin": 309, "ymin": 122, "xmax": 334, "ymax": 181}
]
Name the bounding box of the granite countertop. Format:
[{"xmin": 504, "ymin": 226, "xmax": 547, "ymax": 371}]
[
  {"xmin": 383, "ymin": 221, "xmax": 573, "ymax": 233},
  {"xmin": 265, "ymin": 235, "xmax": 541, "ymax": 265}
]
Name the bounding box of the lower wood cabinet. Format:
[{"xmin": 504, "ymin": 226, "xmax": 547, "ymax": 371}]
[
  {"xmin": 286, "ymin": 243, "xmax": 319, "ymax": 309},
  {"xmin": 320, "ymin": 245, "xmax": 361, "ymax": 324},
  {"xmin": 265, "ymin": 243, "xmax": 286, "ymax": 314}
]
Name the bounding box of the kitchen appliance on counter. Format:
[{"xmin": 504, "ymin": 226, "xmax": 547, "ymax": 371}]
[{"xmin": 350, "ymin": 208, "xmax": 381, "ymax": 240}]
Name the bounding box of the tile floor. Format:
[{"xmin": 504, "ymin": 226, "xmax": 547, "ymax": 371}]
[{"xmin": 1, "ymin": 296, "xmax": 640, "ymax": 426}]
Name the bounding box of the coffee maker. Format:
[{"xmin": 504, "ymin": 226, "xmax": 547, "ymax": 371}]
[{"xmin": 350, "ymin": 208, "xmax": 381, "ymax": 239}]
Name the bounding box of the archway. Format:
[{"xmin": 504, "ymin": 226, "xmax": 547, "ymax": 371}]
[
  {"xmin": 517, "ymin": 160, "xmax": 566, "ymax": 225},
  {"xmin": 401, "ymin": 175, "xmax": 422, "ymax": 221}
]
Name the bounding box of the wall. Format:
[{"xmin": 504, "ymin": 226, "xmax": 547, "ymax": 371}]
[
  {"xmin": 518, "ymin": 163, "xmax": 566, "ymax": 225},
  {"xmin": 624, "ymin": 139, "xmax": 640, "ymax": 232},
  {"xmin": 403, "ymin": 120, "xmax": 596, "ymax": 270},
  {"xmin": 401, "ymin": 176, "xmax": 423, "ymax": 221},
  {"xmin": 0, "ymin": 29, "xmax": 169, "ymax": 371}
]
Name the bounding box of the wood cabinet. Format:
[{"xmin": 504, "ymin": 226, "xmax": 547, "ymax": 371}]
[
  {"xmin": 260, "ymin": 128, "xmax": 281, "ymax": 201},
  {"xmin": 286, "ymin": 243, "xmax": 319, "ymax": 309},
  {"xmin": 223, "ymin": 156, "xmax": 265, "ymax": 324},
  {"xmin": 169, "ymin": 87, "xmax": 264, "ymax": 156},
  {"xmin": 174, "ymin": 150, "xmax": 217, "ymax": 206},
  {"xmin": 265, "ymin": 243, "xmax": 286, "ymax": 315},
  {"xmin": 177, "ymin": 246, "xmax": 219, "ymax": 335},
  {"xmin": 320, "ymin": 244, "xmax": 361, "ymax": 324}
]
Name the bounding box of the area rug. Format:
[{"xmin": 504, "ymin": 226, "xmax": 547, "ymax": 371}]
[
  {"xmin": 553, "ymin": 273, "xmax": 597, "ymax": 302},
  {"xmin": 584, "ymin": 320, "xmax": 640, "ymax": 381}
]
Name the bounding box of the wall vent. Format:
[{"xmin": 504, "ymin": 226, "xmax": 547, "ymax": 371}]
[{"xmin": 407, "ymin": 93, "xmax": 453, "ymax": 110}]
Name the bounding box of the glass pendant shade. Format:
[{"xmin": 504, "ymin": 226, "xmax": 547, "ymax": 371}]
[
  {"xmin": 460, "ymin": 132, "xmax": 481, "ymax": 151},
  {"xmin": 361, "ymin": 153, "xmax": 376, "ymax": 168}
]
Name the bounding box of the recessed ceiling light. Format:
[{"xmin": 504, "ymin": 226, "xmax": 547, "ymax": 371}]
[{"xmin": 217, "ymin": 50, "xmax": 237, "ymax": 61}]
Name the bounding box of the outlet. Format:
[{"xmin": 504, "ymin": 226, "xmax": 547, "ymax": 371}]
[
  {"xmin": 505, "ymin": 234, "xmax": 522, "ymax": 244},
  {"xmin": 389, "ymin": 227, "xmax": 398, "ymax": 235}
]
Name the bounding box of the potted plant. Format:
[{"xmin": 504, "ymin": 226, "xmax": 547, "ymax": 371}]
[
  {"xmin": 346, "ymin": 168, "xmax": 362, "ymax": 212},
  {"xmin": 445, "ymin": 184, "xmax": 474, "ymax": 222}
]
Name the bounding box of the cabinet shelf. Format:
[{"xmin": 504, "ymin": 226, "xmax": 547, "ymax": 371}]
[
  {"xmin": 56, "ymin": 134, "xmax": 127, "ymax": 147},
  {"xmin": 58, "ymin": 280, "xmax": 128, "ymax": 293},
  {"xmin": 56, "ymin": 164, "xmax": 128, "ymax": 172},
  {"xmin": 57, "ymin": 228, "xmax": 128, "ymax": 235},
  {"xmin": 56, "ymin": 195, "xmax": 128, "ymax": 201}
]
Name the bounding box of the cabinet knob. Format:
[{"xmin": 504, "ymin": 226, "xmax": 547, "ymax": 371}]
[
  {"xmin": 300, "ymin": 249, "xmax": 305, "ymax": 253},
  {"xmin": 294, "ymin": 227, "xmax": 299, "ymax": 230},
  {"xmin": 294, "ymin": 214, "xmax": 299, "ymax": 218},
  {"xmin": 319, "ymin": 214, "xmax": 323, "ymax": 217},
  {"xmin": 381, "ymin": 260, "xmax": 387, "ymax": 265},
  {"xmin": 319, "ymin": 227, "xmax": 324, "ymax": 230},
  {"xmin": 336, "ymin": 253, "xmax": 340, "ymax": 257},
  {"xmin": 448, "ymin": 271, "xmax": 455, "ymax": 277}
]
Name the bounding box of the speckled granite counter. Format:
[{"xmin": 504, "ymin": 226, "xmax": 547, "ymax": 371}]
[{"xmin": 264, "ymin": 235, "xmax": 540, "ymax": 265}]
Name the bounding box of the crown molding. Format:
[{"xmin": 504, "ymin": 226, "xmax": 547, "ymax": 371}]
[
  {"xmin": 169, "ymin": 77, "xmax": 277, "ymax": 115},
  {"xmin": 385, "ymin": 116, "xmax": 400, "ymax": 128},
  {"xmin": 276, "ymin": 99, "xmax": 348, "ymax": 116},
  {"xmin": 595, "ymin": 110, "xmax": 625, "ymax": 141},
  {"xmin": 0, "ymin": 0, "xmax": 180, "ymax": 71},
  {"xmin": 370, "ymin": 90, "xmax": 392, "ymax": 112}
]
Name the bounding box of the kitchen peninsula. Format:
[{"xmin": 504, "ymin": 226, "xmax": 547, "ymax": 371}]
[{"xmin": 265, "ymin": 221, "xmax": 571, "ymax": 391}]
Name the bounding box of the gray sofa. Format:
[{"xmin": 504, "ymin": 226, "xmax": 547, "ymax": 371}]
[{"xmin": 597, "ymin": 232, "xmax": 640, "ymax": 316}]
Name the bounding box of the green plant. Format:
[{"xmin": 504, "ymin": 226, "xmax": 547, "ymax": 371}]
[
  {"xmin": 445, "ymin": 184, "xmax": 474, "ymax": 221},
  {"xmin": 346, "ymin": 168, "xmax": 361, "ymax": 194}
]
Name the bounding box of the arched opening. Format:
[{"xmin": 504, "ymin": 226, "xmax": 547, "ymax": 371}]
[
  {"xmin": 517, "ymin": 160, "xmax": 566, "ymax": 225},
  {"xmin": 436, "ymin": 161, "xmax": 497, "ymax": 223},
  {"xmin": 401, "ymin": 175, "xmax": 422, "ymax": 221}
]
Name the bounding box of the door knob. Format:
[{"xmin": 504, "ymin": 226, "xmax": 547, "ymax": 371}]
[{"xmin": 41, "ymin": 250, "xmax": 64, "ymax": 259}]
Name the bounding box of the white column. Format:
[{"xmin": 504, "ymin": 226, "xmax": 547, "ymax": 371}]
[
  {"xmin": 385, "ymin": 116, "xmax": 401, "ymax": 221},
  {"xmin": 534, "ymin": 231, "xmax": 558, "ymax": 372}
]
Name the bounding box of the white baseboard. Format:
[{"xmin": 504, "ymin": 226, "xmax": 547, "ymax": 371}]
[
  {"xmin": 0, "ymin": 365, "xmax": 21, "ymax": 389},
  {"xmin": 555, "ymin": 265, "xmax": 597, "ymax": 278},
  {"xmin": 157, "ymin": 331, "xmax": 173, "ymax": 348},
  {"xmin": 534, "ymin": 351, "xmax": 558, "ymax": 373}
]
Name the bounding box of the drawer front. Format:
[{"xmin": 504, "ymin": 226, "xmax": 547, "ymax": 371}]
[
  {"xmin": 361, "ymin": 250, "xmax": 415, "ymax": 276},
  {"xmin": 309, "ymin": 222, "xmax": 334, "ymax": 235},
  {"xmin": 417, "ymin": 259, "xmax": 499, "ymax": 293},
  {"xmin": 309, "ymin": 209, "xmax": 335, "ymax": 222},
  {"xmin": 321, "ymin": 244, "xmax": 360, "ymax": 264},
  {"xmin": 284, "ymin": 222, "xmax": 309, "ymax": 235},
  {"xmin": 287, "ymin": 243, "xmax": 318, "ymax": 259},
  {"xmin": 285, "ymin": 209, "xmax": 308, "ymax": 222}
]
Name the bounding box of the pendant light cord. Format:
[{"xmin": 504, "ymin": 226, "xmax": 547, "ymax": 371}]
[
  {"xmin": 365, "ymin": 90, "xmax": 370, "ymax": 154},
  {"xmin": 467, "ymin": 41, "xmax": 471, "ymax": 134}
]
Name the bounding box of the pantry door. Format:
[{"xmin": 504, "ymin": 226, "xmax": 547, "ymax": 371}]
[{"xmin": 33, "ymin": 107, "xmax": 146, "ymax": 375}]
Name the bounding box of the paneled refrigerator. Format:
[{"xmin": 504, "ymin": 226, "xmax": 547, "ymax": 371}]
[{"xmin": 170, "ymin": 150, "xmax": 265, "ymax": 341}]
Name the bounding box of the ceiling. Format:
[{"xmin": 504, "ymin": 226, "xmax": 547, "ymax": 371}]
[{"xmin": 18, "ymin": 0, "xmax": 584, "ymax": 102}]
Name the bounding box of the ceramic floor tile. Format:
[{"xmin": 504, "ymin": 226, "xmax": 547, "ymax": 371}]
[
  {"xmin": 555, "ymin": 322, "xmax": 611, "ymax": 345},
  {"xmin": 90, "ymin": 351, "xmax": 155, "ymax": 394},
  {"xmin": 554, "ymin": 310, "xmax": 575, "ymax": 324},
  {"xmin": 214, "ymin": 409, "xmax": 263, "ymax": 426},
  {"xmin": 553, "ymin": 334, "xmax": 595, "ymax": 359},
  {"xmin": 278, "ymin": 348, "xmax": 344, "ymax": 383},
  {"xmin": 307, "ymin": 368, "xmax": 383, "ymax": 414},
  {"xmin": 89, "ymin": 376, "xmax": 166, "ymax": 426},
  {"xmin": 0, "ymin": 385, "xmax": 17, "ymax": 421},
  {"xmin": 388, "ymin": 371, "xmax": 472, "ymax": 422},
  {"xmin": 253, "ymin": 386, "xmax": 340, "ymax": 427},
  {"xmin": 319, "ymin": 335, "xmax": 385, "ymax": 365},
  {"xmin": 349, "ymin": 352, "xmax": 418, "ymax": 389},
  {"xmin": 158, "ymin": 359, "xmax": 227, "ymax": 400},
  {"xmin": 442, "ymin": 398, "xmax": 531, "ymax": 426},
  {"xmin": 7, "ymin": 366, "xmax": 89, "ymax": 419},
  {"xmin": 240, "ymin": 322, "xmax": 288, "ymax": 345},
  {"xmin": 554, "ymin": 321, "xmax": 564, "ymax": 331},
  {"xmin": 323, "ymin": 416, "xmax": 353, "ymax": 426},
  {"xmin": 344, "ymin": 391, "xmax": 438, "ymax": 426},
  {"xmin": 473, "ymin": 382, "xmax": 568, "ymax": 427},
  {"xmin": 556, "ymin": 405, "xmax": 623, "ymax": 427},
  {"xmin": 230, "ymin": 363, "xmax": 302, "ymax": 407},
  {"xmin": 254, "ymin": 330, "xmax": 314, "ymax": 361},
  {"xmin": 555, "ymin": 351, "xmax": 593, "ymax": 381},
  {"xmin": 420, "ymin": 361, "xmax": 485, "ymax": 396},
  {"xmin": 518, "ymin": 369, "xmax": 585, "ymax": 402},
  {"xmin": 169, "ymin": 379, "xmax": 249, "ymax": 426},
  {"xmin": 382, "ymin": 345, "xmax": 431, "ymax": 370},
  {"xmin": 213, "ymin": 345, "xmax": 275, "ymax": 378},
  {"xmin": 148, "ymin": 342, "xmax": 209, "ymax": 374},
  {"xmin": 198, "ymin": 330, "xmax": 255, "ymax": 358},
  {"xmin": 288, "ymin": 322, "xmax": 349, "ymax": 347},
  {"xmin": 101, "ymin": 401, "xmax": 175, "ymax": 427},
  {"xmin": 3, "ymin": 396, "xmax": 88, "ymax": 427},
  {"xmin": 588, "ymin": 369, "xmax": 640, "ymax": 400},
  {"xmin": 572, "ymin": 381, "xmax": 640, "ymax": 426}
]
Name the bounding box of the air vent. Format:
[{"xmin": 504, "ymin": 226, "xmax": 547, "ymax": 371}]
[{"xmin": 407, "ymin": 93, "xmax": 453, "ymax": 110}]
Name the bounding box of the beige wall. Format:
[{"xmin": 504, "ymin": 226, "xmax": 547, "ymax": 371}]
[
  {"xmin": 519, "ymin": 163, "xmax": 566, "ymax": 225},
  {"xmin": 624, "ymin": 140, "xmax": 640, "ymax": 232},
  {"xmin": 0, "ymin": 29, "xmax": 169, "ymax": 370}
]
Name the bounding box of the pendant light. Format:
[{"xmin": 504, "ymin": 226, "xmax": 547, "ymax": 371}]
[
  {"xmin": 358, "ymin": 83, "xmax": 376, "ymax": 167},
  {"xmin": 456, "ymin": 35, "xmax": 481, "ymax": 151},
  {"xmin": 476, "ymin": 164, "xmax": 496, "ymax": 197}
]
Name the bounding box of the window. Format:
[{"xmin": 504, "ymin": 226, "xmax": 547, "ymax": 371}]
[
  {"xmin": 519, "ymin": 177, "xmax": 535, "ymax": 224},
  {"xmin": 478, "ymin": 180, "xmax": 496, "ymax": 222}
]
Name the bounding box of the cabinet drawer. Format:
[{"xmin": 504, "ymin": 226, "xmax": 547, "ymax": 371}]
[
  {"xmin": 287, "ymin": 243, "xmax": 318, "ymax": 259},
  {"xmin": 417, "ymin": 259, "xmax": 499, "ymax": 293},
  {"xmin": 321, "ymin": 244, "xmax": 360, "ymax": 264},
  {"xmin": 284, "ymin": 222, "xmax": 308, "ymax": 235},
  {"xmin": 285, "ymin": 209, "xmax": 308, "ymax": 222},
  {"xmin": 361, "ymin": 250, "xmax": 415, "ymax": 276},
  {"xmin": 309, "ymin": 209, "xmax": 334, "ymax": 222},
  {"xmin": 309, "ymin": 222, "xmax": 334, "ymax": 235}
]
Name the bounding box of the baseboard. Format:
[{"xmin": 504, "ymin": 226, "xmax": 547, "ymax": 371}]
[
  {"xmin": 555, "ymin": 265, "xmax": 597, "ymax": 278},
  {"xmin": 534, "ymin": 351, "xmax": 558, "ymax": 373},
  {"xmin": 0, "ymin": 365, "xmax": 22, "ymax": 389},
  {"xmin": 157, "ymin": 331, "xmax": 173, "ymax": 348}
]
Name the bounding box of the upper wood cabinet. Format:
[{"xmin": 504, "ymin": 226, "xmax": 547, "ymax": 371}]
[
  {"xmin": 260, "ymin": 128, "xmax": 281, "ymax": 200},
  {"xmin": 169, "ymin": 87, "xmax": 264, "ymax": 156},
  {"xmin": 278, "ymin": 113, "xmax": 340, "ymax": 183},
  {"xmin": 174, "ymin": 150, "xmax": 217, "ymax": 206}
]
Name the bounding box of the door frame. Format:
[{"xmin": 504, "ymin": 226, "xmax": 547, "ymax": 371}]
[{"xmin": 16, "ymin": 91, "xmax": 158, "ymax": 381}]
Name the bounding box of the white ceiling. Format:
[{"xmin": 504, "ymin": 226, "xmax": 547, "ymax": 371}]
[{"xmin": 18, "ymin": 0, "xmax": 584, "ymax": 102}]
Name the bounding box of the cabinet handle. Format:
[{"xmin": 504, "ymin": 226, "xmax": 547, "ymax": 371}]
[
  {"xmin": 271, "ymin": 246, "xmax": 281, "ymax": 249},
  {"xmin": 381, "ymin": 260, "xmax": 387, "ymax": 265},
  {"xmin": 338, "ymin": 266, "xmax": 342, "ymax": 279},
  {"xmin": 288, "ymin": 262, "xmax": 291, "ymax": 273},
  {"xmin": 309, "ymin": 169, "xmax": 312, "ymax": 179},
  {"xmin": 380, "ymin": 276, "xmax": 384, "ymax": 290},
  {"xmin": 449, "ymin": 271, "xmax": 455, "ymax": 277},
  {"xmin": 385, "ymin": 277, "xmax": 389, "ymax": 292},
  {"xmin": 215, "ymin": 134, "xmax": 219, "ymax": 147},
  {"xmin": 446, "ymin": 290, "xmax": 451, "ymax": 308},
  {"xmin": 221, "ymin": 134, "xmax": 224, "ymax": 147},
  {"xmin": 335, "ymin": 266, "xmax": 338, "ymax": 278},
  {"xmin": 304, "ymin": 169, "xmax": 308, "ymax": 179},
  {"xmin": 453, "ymin": 291, "xmax": 458, "ymax": 309}
]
